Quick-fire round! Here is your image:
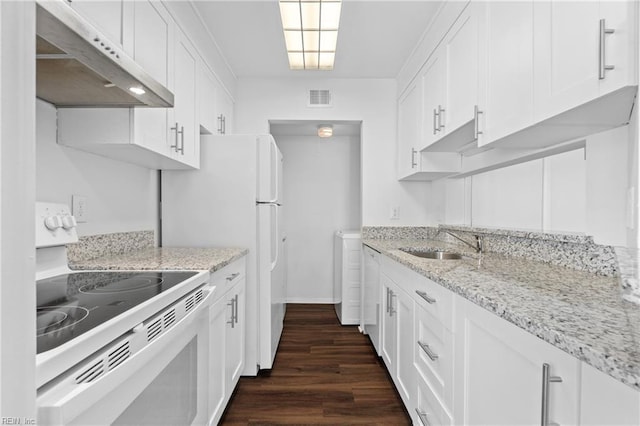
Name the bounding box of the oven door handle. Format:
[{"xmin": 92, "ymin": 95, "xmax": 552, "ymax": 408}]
[{"xmin": 37, "ymin": 288, "xmax": 213, "ymax": 426}]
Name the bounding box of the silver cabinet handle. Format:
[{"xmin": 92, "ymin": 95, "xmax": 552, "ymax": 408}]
[
  {"xmin": 415, "ymin": 408, "xmax": 431, "ymax": 426},
  {"xmin": 599, "ymin": 19, "xmax": 615, "ymax": 79},
  {"xmin": 437, "ymin": 105, "xmax": 445, "ymax": 132},
  {"xmin": 433, "ymin": 108, "xmax": 439, "ymax": 135},
  {"xmin": 385, "ymin": 287, "xmax": 390, "ymax": 313},
  {"xmin": 415, "ymin": 290, "xmax": 436, "ymax": 304},
  {"xmin": 418, "ymin": 341, "xmax": 439, "ymax": 361},
  {"xmin": 178, "ymin": 126, "xmax": 184, "ymax": 154},
  {"xmin": 474, "ymin": 105, "xmax": 483, "ymax": 140},
  {"xmin": 411, "ymin": 148, "xmax": 418, "ymax": 169},
  {"xmin": 227, "ymin": 297, "xmax": 235, "ymax": 328},
  {"xmin": 233, "ymin": 294, "xmax": 239, "ymax": 325},
  {"xmin": 226, "ymin": 272, "xmax": 240, "ymax": 281},
  {"xmin": 541, "ymin": 363, "xmax": 563, "ymax": 426},
  {"xmin": 217, "ymin": 114, "xmax": 224, "ymax": 134},
  {"xmin": 389, "ymin": 291, "xmax": 396, "ymax": 316},
  {"xmin": 170, "ymin": 122, "xmax": 180, "ymax": 153}
]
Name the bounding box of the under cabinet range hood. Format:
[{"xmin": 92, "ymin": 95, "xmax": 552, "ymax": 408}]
[{"xmin": 36, "ymin": 1, "xmax": 173, "ymax": 107}]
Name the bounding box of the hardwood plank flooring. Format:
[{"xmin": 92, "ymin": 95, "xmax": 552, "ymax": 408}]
[{"xmin": 220, "ymin": 304, "xmax": 411, "ymax": 425}]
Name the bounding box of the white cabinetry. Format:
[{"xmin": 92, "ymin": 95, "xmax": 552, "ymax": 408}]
[
  {"xmin": 453, "ymin": 297, "xmax": 580, "ymax": 426},
  {"xmin": 208, "ymin": 257, "xmax": 246, "ymax": 426},
  {"xmin": 170, "ymin": 27, "xmax": 199, "ymax": 168},
  {"xmin": 397, "ymin": 77, "xmax": 461, "ymax": 182},
  {"xmin": 380, "ymin": 271, "xmax": 414, "ymax": 408},
  {"xmin": 65, "ymin": 0, "xmax": 131, "ymax": 53},
  {"xmin": 421, "ymin": 53, "xmax": 446, "ymax": 149},
  {"xmin": 56, "ymin": 1, "xmax": 202, "ymax": 170},
  {"xmin": 477, "ymin": 0, "xmax": 534, "ymax": 147},
  {"xmin": 580, "ymin": 362, "xmax": 640, "ymax": 425},
  {"xmin": 362, "ymin": 246, "xmax": 381, "ymax": 355}
]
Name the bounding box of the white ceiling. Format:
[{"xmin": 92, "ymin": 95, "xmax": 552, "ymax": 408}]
[{"xmin": 192, "ymin": 0, "xmax": 443, "ymax": 79}]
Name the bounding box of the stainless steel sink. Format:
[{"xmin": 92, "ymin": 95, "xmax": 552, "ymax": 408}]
[{"xmin": 400, "ymin": 248, "xmax": 462, "ymax": 260}]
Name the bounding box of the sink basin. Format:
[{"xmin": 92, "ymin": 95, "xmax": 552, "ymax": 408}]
[{"xmin": 400, "ymin": 249, "xmax": 462, "ymax": 260}]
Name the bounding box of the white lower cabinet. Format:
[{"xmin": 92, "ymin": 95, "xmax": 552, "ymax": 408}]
[
  {"xmin": 454, "ymin": 297, "xmax": 580, "ymax": 426},
  {"xmin": 372, "ymin": 251, "xmax": 640, "ymax": 426},
  {"xmin": 208, "ymin": 257, "xmax": 246, "ymax": 426}
]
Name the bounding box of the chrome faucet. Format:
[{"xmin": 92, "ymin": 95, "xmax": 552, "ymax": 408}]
[{"xmin": 442, "ymin": 230, "xmax": 484, "ymax": 254}]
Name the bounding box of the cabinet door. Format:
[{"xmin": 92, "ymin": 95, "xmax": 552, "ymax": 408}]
[
  {"xmin": 130, "ymin": 0, "xmax": 173, "ymax": 156},
  {"xmin": 225, "ymin": 278, "xmax": 246, "ymax": 389},
  {"xmin": 362, "ymin": 247, "xmax": 381, "ymax": 355},
  {"xmin": 454, "ymin": 298, "xmax": 580, "ymax": 426},
  {"xmin": 533, "ymin": 1, "xmax": 601, "ymax": 122},
  {"xmin": 199, "ymin": 65, "xmax": 218, "ymax": 135},
  {"xmin": 66, "ymin": 0, "xmax": 126, "ymax": 51},
  {"xmin": 444, "ymin": 5, "xmax": 480, "ymax": 133},
  {"xmin": 216, "ymin": 85, "xmax": 234, "ymax": 135},
  {"xmin": 172, "ymin": 29, "xmax": 199, "ymax": 167},
  {"xmin": 421, "ymin": 52, "xmax": 446, "ymax": 149},
  {"xmin": 397, "ymin": 81, "xmax": 421, "ymax": 179},
  {"xmin": 395, "ymin": 286, "xmax": 415, "ymax": 408},
  {"xmin": 599, "ymin": 1, "xmax": 636, "ymax": 95},
  {"xmin": 208, "ymin": 295, "xmax": 227, "ymax": 425},
  {"xmin": 380, "ymin": 273, "xmax": 397, "ymax": 372},
  {"xmin": 478, "ymin": 1, "xmax": 534, "ymax": 146}
]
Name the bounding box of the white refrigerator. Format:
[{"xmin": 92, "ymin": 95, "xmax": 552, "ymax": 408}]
[{"xmin": 161, "ymin": 134, "xmax": 286, "ymax": 373}]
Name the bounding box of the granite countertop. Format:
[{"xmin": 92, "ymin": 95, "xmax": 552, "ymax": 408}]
[
  {"xmin": 363, "ymin": 237, "xmax": 640, "ymax": 391},
  {"xmin": 69, "ymin": 247, "xmax": 248, "ymax": 274}
]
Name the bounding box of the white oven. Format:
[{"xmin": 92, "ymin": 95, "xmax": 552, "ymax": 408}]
[
  {"xmin": 35, "ymin": 202, "xmax": 212, "ymax": 426},
  {"xmin": 37, "ymin": 285, "xmax": 211, "ymax": 426}
]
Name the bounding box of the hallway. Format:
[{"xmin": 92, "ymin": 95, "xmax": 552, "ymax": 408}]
[{"xmin": 221, "ymin": 304, "xmax": 411, "ymax": 425}]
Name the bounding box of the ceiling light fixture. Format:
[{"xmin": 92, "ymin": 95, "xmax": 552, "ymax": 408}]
[
  {"xmin": 317, "ymin": 124, "xmax": 333, "ymax": 138},
  {"xmin": 279, "ymin": 0, "xmax": 342, "ymax": 70}
]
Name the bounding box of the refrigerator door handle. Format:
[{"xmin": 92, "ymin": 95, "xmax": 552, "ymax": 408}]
[
  {"xmin": 270, "ymin": 137, "xmax": 279, "ymax": 203},
  {"xmin": 271, "ymin": 204, "xmax": 279, "ymax": 271}
]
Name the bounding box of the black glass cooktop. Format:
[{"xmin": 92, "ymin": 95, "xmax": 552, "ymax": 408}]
[{"xmin": 36, "ymin": 271, "xmax": 198, "ymax": 354}]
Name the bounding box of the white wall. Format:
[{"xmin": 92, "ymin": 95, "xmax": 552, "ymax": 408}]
[
  {"xmin": 36, "ymin": 100, "xmax": 158, "ymax": 237},
  {"xmin": 432, "ymin": 125, "xmax": 630, "ymax": 246},
  {"xmin": 235, "ymin": 77, "xmax": 431, "ymax": 226},
  {"xmin": 276, "ymin": 134, "xmax": 360, "ymax": 303}
]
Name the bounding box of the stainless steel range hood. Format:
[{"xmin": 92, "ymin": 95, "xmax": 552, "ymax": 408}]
[{"xmin": 36, "ymin": 1, "xmax": 173, "ymax": 108}]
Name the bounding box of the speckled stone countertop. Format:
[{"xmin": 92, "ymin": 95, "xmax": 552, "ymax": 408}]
[
  {"xmin": 363, "ymin": 237, "xmax": 640, "ymax": 391},
  {"xmin": 69, "ymin": 247, "xmax": 248, "ymax": 274}
]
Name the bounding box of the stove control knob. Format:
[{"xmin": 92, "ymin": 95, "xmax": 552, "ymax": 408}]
[
  {"xmin": 61, "ymin": 215, "xmax": 77, "ymax": 230},
  {"xmin": 44, "ymin": 215, "xmax": 62, "ymax": 231}
]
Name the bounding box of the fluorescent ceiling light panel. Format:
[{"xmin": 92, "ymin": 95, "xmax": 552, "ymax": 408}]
[{"xmin": 279, "ymin": 0, "xmax": 342, "ymax": 70}]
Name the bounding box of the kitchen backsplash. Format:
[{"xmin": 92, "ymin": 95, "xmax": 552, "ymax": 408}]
[{"xmin": 67, "ymin": 230, "xmax": 154, "ymax": 263}]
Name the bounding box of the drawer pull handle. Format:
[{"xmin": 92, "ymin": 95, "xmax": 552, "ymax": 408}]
[
  {"xmin": 540, "ymin": 363, "xmax": 563, "ymax": 426},
  {"xmin": 418, "ymin": 341, "xmax": 439, "ymax": 361},
  {"xmin": 226, "ymin": 272, "xmax": 240, "ymax": 281},
  {"xmin": 415, "ymin": 408, "xmax": 431, "ymax": 426},
  {"xmin": 415, "ymin": 290, "xmax": 436, "ymax": 304}
]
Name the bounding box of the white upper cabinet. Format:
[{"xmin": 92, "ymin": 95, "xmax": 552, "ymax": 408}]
[
  {"xmin": 443, "ymin": 7, "xmax": 480, "ymax": 138},
  {"xmin": 66, "ymin": 0, "xmax": 132, "ymax": 53},
  {"xmin": 533, "ymin": 0, "xmax": 636, "ymax": 124},
  {"xmin": 421, "ymin": 52, "xmax": 446, "ymax": 149},
  {"xmin": 477, "ymin": 0, "xmax": 534, "ymax": 147},
  {"xmin": 397, "ymin": 80, "xmax": 422, "ymax": 179},
  {"xmin": 56, "ymin": 1, "xmax": 208, "ymax": 170},
  {"xmin": 127, "ymin": 0, "xmax": 174, "ymax": 159},
  {"xmin": 170, "ymin": 28, "xmax": 199, "ymax": 168}
]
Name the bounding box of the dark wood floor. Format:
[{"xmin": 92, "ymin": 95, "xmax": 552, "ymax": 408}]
[{"xmin": 220, "ymin": 304, "xmax": 411, "ymax": 425}]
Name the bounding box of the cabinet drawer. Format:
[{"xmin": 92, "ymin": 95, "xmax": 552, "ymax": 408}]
[
  {"xmin": 415, "ymin": 302, "xmax": 455, "ymax": 412},
  {"xmin": 210, "ymin": 257, "xmax": 246, "ymax": 300},
  {"xmin": 381, "ymin": 255, "xmax": 454, "ymax": 331},
  {"xmin": 363, "ymin": 245, "xmax": 380, "ymax": 262},
  {"xmin": 414, "ymin": 375, "xmax": 453, "ymax": 426}
]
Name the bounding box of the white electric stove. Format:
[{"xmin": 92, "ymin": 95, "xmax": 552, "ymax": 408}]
[{"xmin": 35, "ymin": 202, "xmax": 211, "ymax": 425}]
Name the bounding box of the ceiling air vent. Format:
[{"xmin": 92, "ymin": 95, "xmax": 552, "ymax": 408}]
[{"xmin": 308, "ymin": 89, "xmax": 332, "ymax": 107}]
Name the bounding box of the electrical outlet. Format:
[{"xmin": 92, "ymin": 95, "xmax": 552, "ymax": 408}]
[
  {"xmin": 72, "ymin": 195, "xmax": 88, "ymax": 223},
  {"xmin": 390, "ymin": 206, "xmax": 400, "ymax": 220}
]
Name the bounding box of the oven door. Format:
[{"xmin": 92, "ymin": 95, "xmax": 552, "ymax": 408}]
[{"xmin": 37, "ymin": 289, "xmax": 212, "ymax": 426}]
